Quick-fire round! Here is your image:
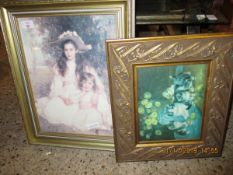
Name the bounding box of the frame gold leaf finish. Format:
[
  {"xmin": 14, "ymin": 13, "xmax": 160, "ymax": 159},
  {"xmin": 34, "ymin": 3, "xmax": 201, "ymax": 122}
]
[
  {"xmin": 0, "ymin": 0, "xmax": 131, "ymax": 150},
  {"xmin": 0, "ymin": 0, "xmax": 135, "ymax": 37},
  {"xmin": 106, "ymin": 33, "xmax": 233, "ymax": 161}
]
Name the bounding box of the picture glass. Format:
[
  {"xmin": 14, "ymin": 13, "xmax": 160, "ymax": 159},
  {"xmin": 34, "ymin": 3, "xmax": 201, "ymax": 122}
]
[
  {"xmin": 136, "ymin": 63, "xmax": 209, "ymax": 142},
  {"xmin": 18, "ymin": 15, "xmax": 116, "ymax": 136}
]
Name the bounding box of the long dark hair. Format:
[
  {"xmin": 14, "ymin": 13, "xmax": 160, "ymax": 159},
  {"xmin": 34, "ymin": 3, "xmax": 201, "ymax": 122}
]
[{"xmin": 57, "ymin": 39, "xmax": 77, "ymax": 76}]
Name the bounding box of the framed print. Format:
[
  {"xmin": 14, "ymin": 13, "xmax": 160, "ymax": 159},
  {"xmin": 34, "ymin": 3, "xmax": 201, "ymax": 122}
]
[
  {"xmin": 0, "ymin": 0, "xmax": 130, "ymax": 150},
  {"xmin": 106, "ymin": 33, "xmax": 233, "ymax": 161}
]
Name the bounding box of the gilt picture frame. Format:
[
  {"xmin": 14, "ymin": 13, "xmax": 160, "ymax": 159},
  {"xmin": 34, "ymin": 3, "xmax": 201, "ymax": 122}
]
[
  {"xmin": 0, "ymin": 0, "xmax": 135, "ymax": 37},
  {"xmin": 106, "ymin": 33, "xmax": 233, "ymax": 161},
  {"xmin": 0, "ymin": 0, "xmax": 131, "ymax": 150}
]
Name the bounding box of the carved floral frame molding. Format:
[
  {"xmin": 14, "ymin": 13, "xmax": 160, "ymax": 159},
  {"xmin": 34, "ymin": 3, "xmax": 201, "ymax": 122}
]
[{"xmin": 106, "ymin": 33, "xmax": 233, "ymax": 162}]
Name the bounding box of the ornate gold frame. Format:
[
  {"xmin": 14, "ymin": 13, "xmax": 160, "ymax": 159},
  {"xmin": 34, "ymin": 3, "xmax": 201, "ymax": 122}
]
[
  {"xmin": 0, "ymin": 0, "xmax": 135, "ymax": 37},
  {"xmin": 0, "ymin": 0, "xmax": 130, "ymax": 151},
  {"xmin": 106, "ymin": 33, "xmax": 233, "ymax": 161}
]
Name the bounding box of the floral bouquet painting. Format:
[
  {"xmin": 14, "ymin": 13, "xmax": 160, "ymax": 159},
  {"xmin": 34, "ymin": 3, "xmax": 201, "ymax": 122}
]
[{"xmin": 136, "ymin": 63, "xmax": 209, "ymax": 142}]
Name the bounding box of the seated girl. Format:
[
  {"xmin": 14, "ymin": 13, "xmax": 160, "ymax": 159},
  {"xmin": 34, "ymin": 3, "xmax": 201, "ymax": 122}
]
[{"xmin": 71, "ymin": 72, "xmax": 112, "ymax": 135}]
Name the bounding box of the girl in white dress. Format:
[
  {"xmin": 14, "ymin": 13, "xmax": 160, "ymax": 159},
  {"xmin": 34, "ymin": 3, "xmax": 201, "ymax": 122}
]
[
  {"xmin": 71, "ymin": 72, "xmax": 112, "ymax": 134},
  {"xmin": 36, "ymin": 31, "xmax": 91, "ymax": 128}
]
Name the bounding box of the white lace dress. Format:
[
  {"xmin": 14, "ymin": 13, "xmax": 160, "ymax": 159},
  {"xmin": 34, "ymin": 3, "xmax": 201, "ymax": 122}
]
[
  {"xmin": 36, "ymin": 60, "xmax": 79, "ymax": 127},
  {"xmin": 71, "ymin": 90, "xmax": 112, "ymax": 134}
]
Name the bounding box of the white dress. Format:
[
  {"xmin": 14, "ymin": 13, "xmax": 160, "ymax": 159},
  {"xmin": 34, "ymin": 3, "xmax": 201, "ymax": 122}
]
[
  {"xmin": 71, "ymin": 90, "xmax": 112, "ymax": 134},
  {"xmin": 36, "ymin": 60, "xmax": 79, "ymax": 126},
  {"xmin": 36, "ymin": 61, "xmax": 112, "ymax": 134}
]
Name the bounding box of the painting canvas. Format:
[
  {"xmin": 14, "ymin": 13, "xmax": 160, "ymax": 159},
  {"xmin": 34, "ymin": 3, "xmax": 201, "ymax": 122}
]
[
  {"xmin": 17, "ymin": 15, "xmax": 116, "ymax": 136},
  {"xmin": 135, "ymin": 63, "xmax": 209, "ymax": 142}
]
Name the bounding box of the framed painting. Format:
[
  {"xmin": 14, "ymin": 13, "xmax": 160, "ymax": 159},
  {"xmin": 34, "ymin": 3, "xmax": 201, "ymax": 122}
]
[
  {"xmin": 0, "ymin": 0, "xmax": 131, "ymax": 150},
  {"xmin": 106, "ymin": 33, "xmax": 233, "ymax": 161}
]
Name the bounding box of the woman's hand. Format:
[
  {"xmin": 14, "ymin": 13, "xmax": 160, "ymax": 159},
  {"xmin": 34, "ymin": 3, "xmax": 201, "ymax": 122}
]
[{"xmin": 59, "ymin": 96, "xmax": 73, "ymax": 105}]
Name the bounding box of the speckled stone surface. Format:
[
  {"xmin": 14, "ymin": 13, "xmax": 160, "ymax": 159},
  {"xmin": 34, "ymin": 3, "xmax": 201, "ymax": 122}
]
[{"xmin": 0, "ymin": 29, "xmax": 233, "ymax": 175}]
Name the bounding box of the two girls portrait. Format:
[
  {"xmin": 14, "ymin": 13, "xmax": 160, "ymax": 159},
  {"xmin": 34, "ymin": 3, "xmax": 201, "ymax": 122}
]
[{"xmin": 18, "ymin": 15, "xmax": 116, "ymax": 135}]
